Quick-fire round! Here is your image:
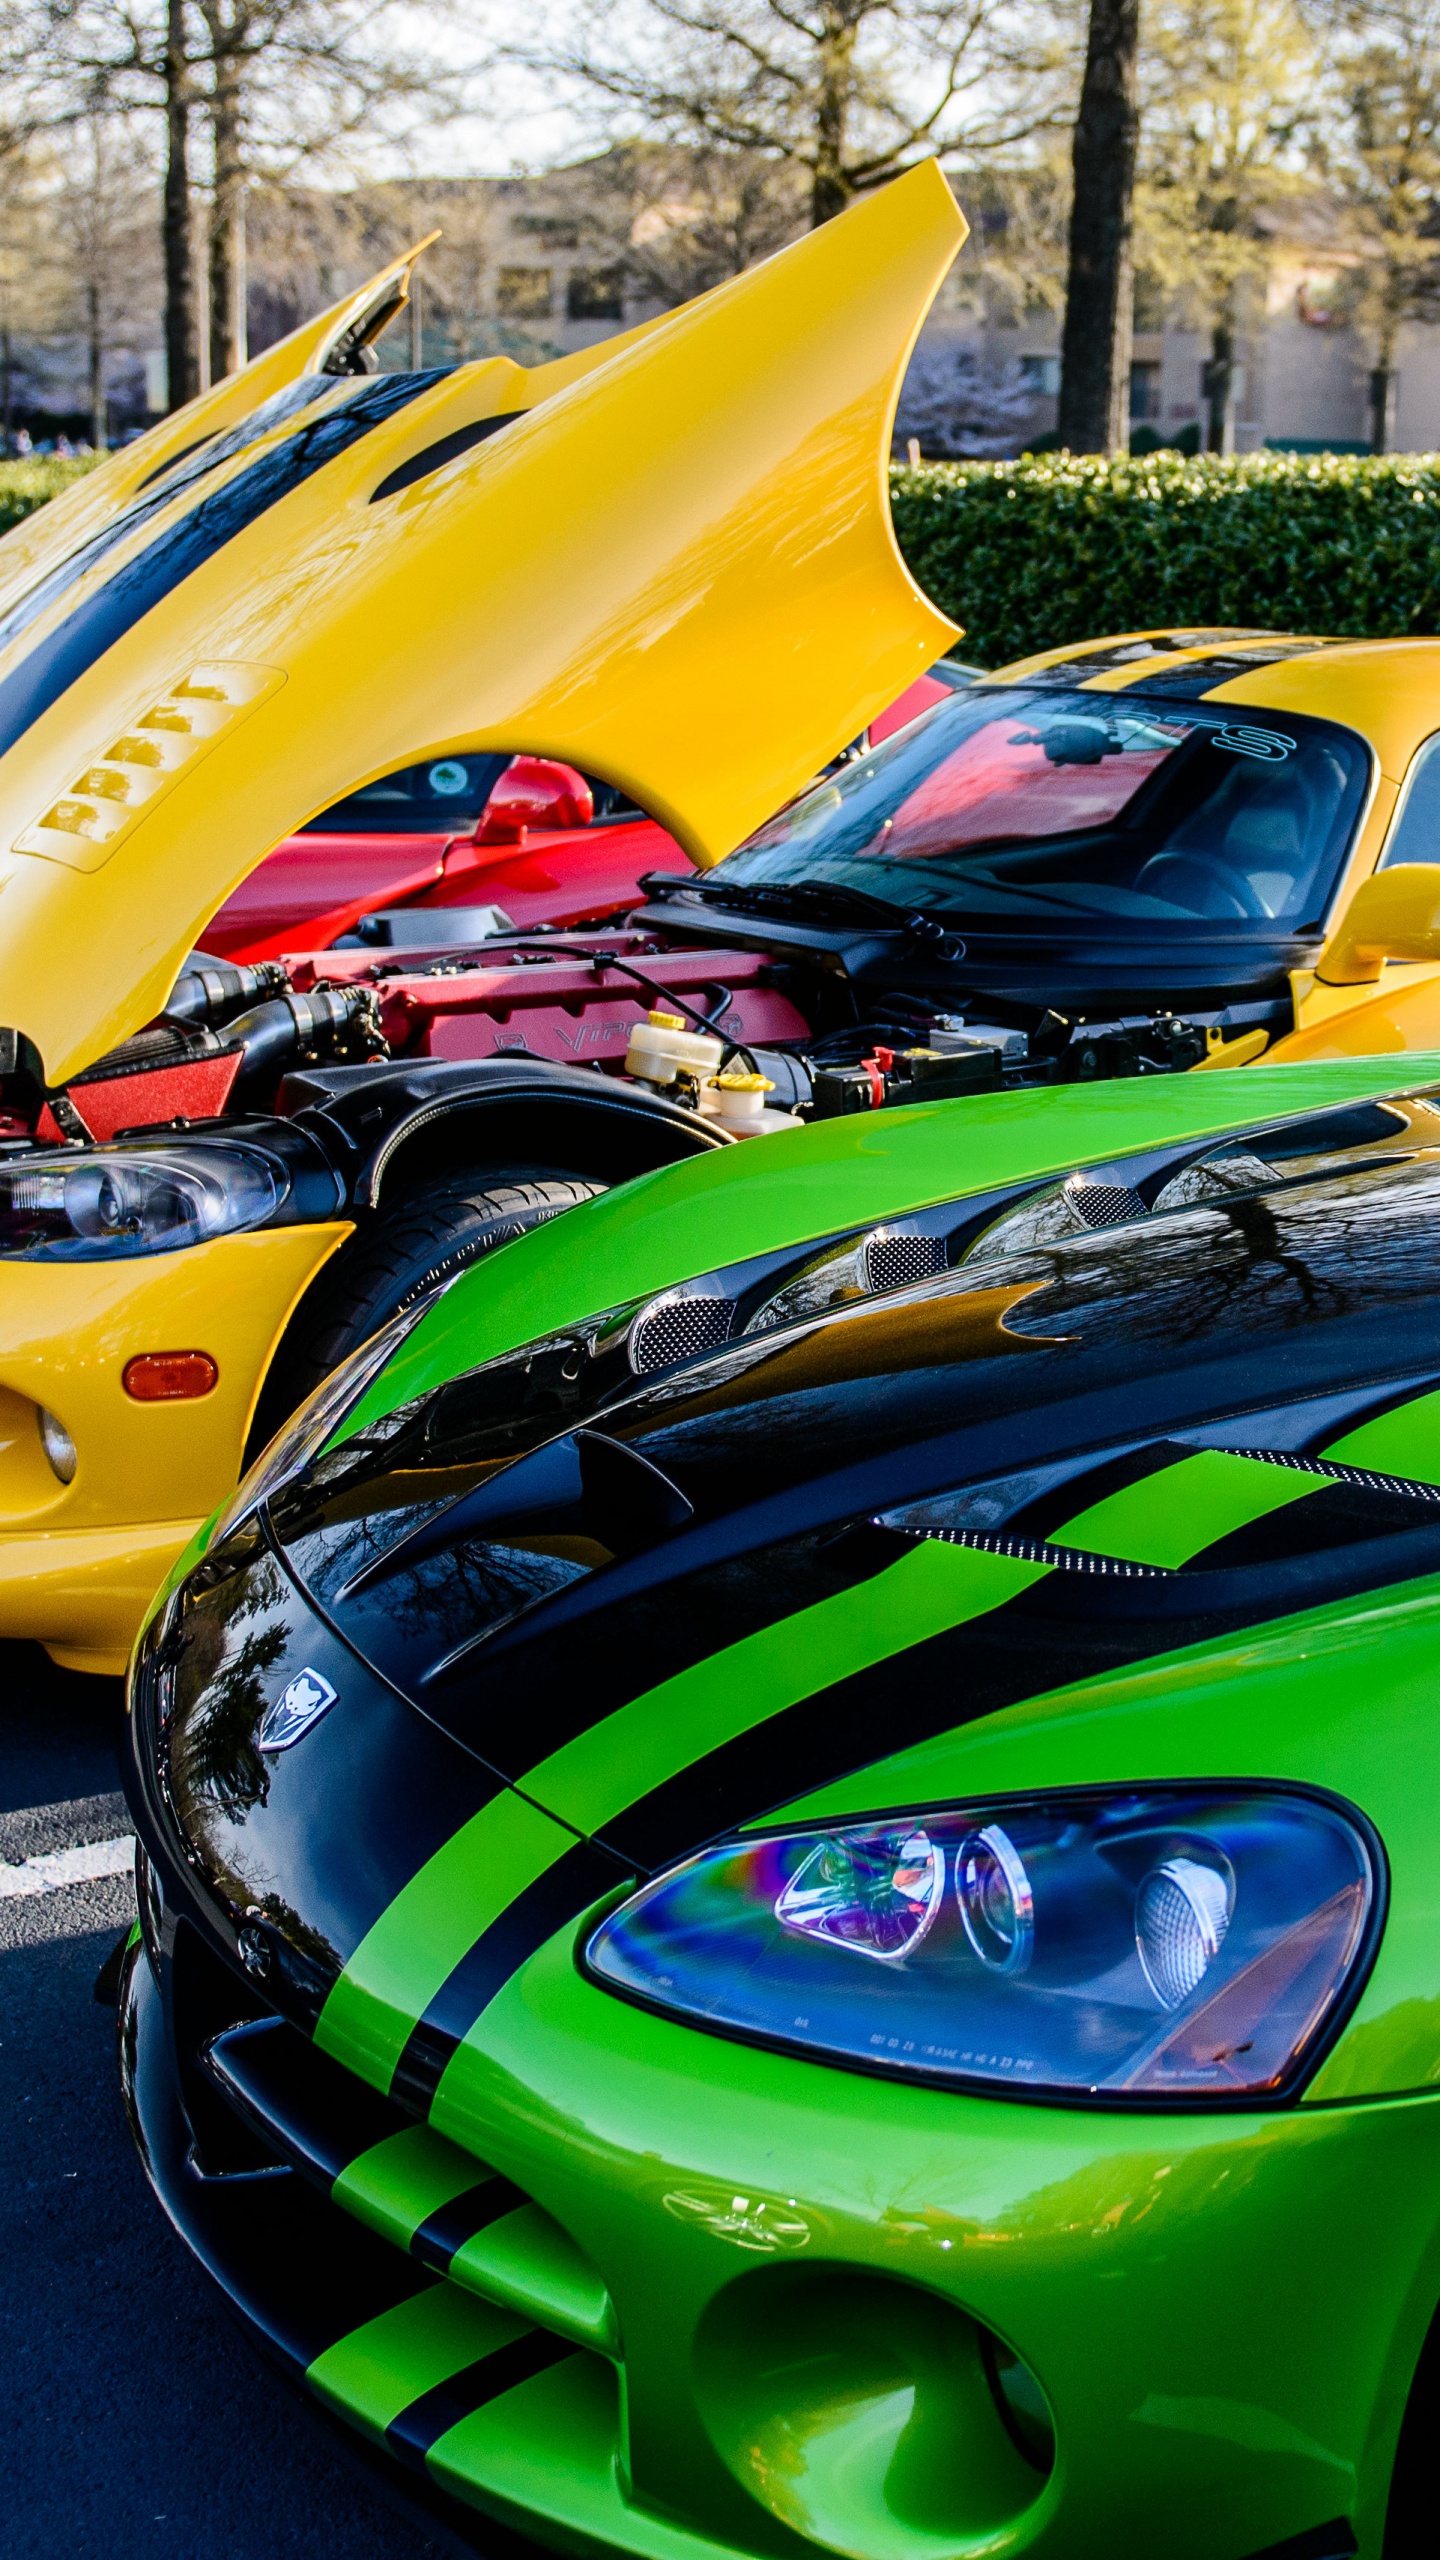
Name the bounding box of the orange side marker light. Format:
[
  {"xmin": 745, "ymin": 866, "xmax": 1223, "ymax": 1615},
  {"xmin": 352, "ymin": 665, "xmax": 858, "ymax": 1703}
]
[{"xmin": 123, "ymin": 1352, "xmax": 219, "ymax": 1402}]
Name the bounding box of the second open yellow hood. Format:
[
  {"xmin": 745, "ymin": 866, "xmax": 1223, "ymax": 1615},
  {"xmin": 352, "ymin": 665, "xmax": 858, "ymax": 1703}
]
[{"xmin": 0, "ymin": 163, "xmax": 963, "ymax": 1085}]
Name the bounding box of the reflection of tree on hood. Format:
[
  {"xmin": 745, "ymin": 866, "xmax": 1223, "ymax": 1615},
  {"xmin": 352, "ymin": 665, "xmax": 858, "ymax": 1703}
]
[
  {"xmin": 171, "ymin": 1559, "xmax": 289, "ymax": 1826},
  {"xmin": 256, "ymin": 1890, "xmax": 338, "ymax": 1970}
]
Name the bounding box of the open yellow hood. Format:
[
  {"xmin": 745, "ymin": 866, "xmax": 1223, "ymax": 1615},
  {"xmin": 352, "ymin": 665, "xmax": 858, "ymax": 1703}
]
[{"xmin": 0, "ymin": 163, "xmax": 963, "ymax": 1086}]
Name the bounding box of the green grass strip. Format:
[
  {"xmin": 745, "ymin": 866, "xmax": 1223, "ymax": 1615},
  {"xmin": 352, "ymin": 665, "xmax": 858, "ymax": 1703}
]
[
  {"xmin": 314, "ymin": 1789, "xmax": 578, "ymax": 2096},
  {"xmin": 307, "ymin": 2284, "xmax": 527, "ymax": 2442},
  {"xmin": 1051, "ymin": 1448, "xmax": 1321, "ymax": 1568},
  {"xmin": 332, "ymin": 2122, "xmax": 492, "ymax": 2250},
  {"xmin": 518, "ymin": 1539, "xmax": 1051, "ymax": 1836}
]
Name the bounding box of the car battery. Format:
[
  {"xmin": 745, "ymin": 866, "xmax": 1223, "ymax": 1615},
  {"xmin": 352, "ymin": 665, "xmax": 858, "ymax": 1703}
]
[{"xmin": 809, "ymin": 1043, "xmax": 1002, "ymax": 1118}]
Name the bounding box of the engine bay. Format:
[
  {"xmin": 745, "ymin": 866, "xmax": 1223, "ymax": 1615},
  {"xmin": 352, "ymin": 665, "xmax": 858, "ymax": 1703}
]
[{"xmin": 0, "ymin": 908, "xmax": 1284, "ymax": 1159}]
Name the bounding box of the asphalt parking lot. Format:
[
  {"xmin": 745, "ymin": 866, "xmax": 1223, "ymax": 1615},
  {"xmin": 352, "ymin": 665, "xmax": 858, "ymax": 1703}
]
[{"xmin": 1, "ymin": 1642, "xmax": 452, "ymax": 2560}]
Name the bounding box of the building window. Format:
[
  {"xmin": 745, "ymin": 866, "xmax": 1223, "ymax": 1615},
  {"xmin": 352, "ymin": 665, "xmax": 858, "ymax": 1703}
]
[
  {"xmin": 1019, "ymin": 354, "xmax": 1061, "ymax": 398},
  {"xmin": 1130, "ymin": 360, "xmax": 1162, "ymax": 421},
  {"xmin": 515, "ymin": 216, "xmax": 581, "ymax": 249},
  {"xmin": 567, "ymin": 267, "xmax": 625, "ymax": 321},
  {"xmin": 497, "ymin": 267, "xmax": 553, "ymax": 319}
]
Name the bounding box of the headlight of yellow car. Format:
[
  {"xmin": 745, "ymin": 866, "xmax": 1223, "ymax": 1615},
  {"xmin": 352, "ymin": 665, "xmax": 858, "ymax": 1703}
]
[{"xmin": 0, "ymin": 1142, "xmax": 280, "ymax": 1260}]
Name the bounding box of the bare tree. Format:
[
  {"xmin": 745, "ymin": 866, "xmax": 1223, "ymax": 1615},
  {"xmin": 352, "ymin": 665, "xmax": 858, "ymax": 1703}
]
[
  {"xmin": 1057, "ymin": 0, "xmax": 1141, "ymax": 452},
  {"xmin": 49, "ymin": 112, "xmax": 156, "ymax": 440},
  {"xmin": 1322, "ymin": 2, "xmax": 1440, "ymax": 451},
  {"xmin": 190, "ymin": 0, "xmax": 460, "ymax": 378},
  {"xmin": 1138, "ymin": 0, "xmax": 1316, "ymax": 450},
  {"xmin": 514, "ymin": 0, "xmax": 1067, "ymax": 230},
  {"xmin": 38, "ymin": 0, "xmax": 468, "ymax": 403},
  {"xmin": 0, "ymin": 141, "xmax": 65, "ymax": 444},
  {"xmin": 573, "ymin": 141, "xmax": 806, "ymax": 305},
  {"xmin": 162, "ymin": 0, "xmax": 197, "ymax": 401}
]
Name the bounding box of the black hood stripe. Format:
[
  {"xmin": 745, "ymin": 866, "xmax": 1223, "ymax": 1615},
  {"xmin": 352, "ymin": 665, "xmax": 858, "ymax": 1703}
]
[
  {"xmin": 0, "ymin": 375, "xmax": 344, "ymax": 664},
  {"xmin": 384, "ymin": 2333, "xmax": 580, "ymax": 2471},
  {"xmin": 390, "ymin": 1840, "xmax": 629, "ymax": 2113},
  {"xmin": 0, "ymin": 369, "xmax": 447, "ymax": 764}
]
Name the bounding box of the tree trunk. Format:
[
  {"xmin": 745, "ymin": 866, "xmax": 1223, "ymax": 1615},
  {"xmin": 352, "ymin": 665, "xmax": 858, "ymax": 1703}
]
[
  {"xmin": 207, "ymin": 29, "xmax": 246, "ymax": 375},
  {"xmin": 2, "ymin": 324, "xmax": 13, "ymax": 456},
  {"xmin": 1057, "ymin": 0, "xmax": 1141, "ymax": 454},
  {"xmin": 811, "ymin": 0, "xmax": 858, "ymax": 224},
  {"xmin": 1370, "ymin": 366, "xmax": 1394, "ymax": 454},
  {"xmin": 163, "ymin": 0, "xmax": 199, "ymax": 411},
  {"xmin": 1203, "ymin": 319, "xmax": 1234, "ymax": 453},
  {"xmin": 87, "ymin": 277, "xmax": 105, "ymax": 448},
  {"xmin": 1370, "ymin": 298, "xmax": 1399, "ymax": 454}
]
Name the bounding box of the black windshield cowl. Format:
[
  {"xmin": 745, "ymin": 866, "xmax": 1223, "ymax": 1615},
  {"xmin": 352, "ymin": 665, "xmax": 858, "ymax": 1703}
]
[{"xmin": 640, "ymin": 872, "xmax": 963, "ymax": 948}]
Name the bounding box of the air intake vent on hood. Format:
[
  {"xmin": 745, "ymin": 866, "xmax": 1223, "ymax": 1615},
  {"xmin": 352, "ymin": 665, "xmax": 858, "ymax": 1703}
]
[{"xmin": 1066, "ymin": 1177, "xmax": 1148, "ymax": 1230}]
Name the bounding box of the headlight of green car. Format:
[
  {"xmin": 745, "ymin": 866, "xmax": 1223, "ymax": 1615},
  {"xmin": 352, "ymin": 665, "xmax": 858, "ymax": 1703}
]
[{"xmin": 588, "ymin": 1783, "xmax": 1382, "ymax": 2104}]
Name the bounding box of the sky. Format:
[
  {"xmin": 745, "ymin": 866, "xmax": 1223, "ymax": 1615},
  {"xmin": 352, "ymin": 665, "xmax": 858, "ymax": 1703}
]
[{"xmin": 379, "ymin": 5, "xmax": 602, "ymax": 181}]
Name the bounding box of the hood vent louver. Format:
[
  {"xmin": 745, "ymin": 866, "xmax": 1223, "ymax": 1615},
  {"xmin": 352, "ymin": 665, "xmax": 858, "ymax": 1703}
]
[{"xmin": 1065, "ymin": 1176, "xmax": 1149, "ymax": 1231}]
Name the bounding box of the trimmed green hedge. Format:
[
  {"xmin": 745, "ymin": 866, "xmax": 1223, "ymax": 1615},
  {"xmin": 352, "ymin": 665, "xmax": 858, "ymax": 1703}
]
[
  {"xmin": 889, "ymin": 451, "xmax": 1440, "ymax": 670},
  {"xmin": 3, "ymin": 450, "xmax": 1437, "ymax": 677},
  {"xmin": 0, "ymin": 455, "xmax": 101, "ymax": 534}
]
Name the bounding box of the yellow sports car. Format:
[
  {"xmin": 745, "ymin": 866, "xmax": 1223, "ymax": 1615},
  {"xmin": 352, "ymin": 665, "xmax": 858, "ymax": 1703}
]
[{"xmin": 3, "ymin": 159, "xmax": 1440, "ymax": 1677}]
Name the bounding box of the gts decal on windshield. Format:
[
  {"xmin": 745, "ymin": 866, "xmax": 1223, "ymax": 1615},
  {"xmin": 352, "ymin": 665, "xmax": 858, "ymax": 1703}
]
[{"xmin": 1211, "ymin": 725, "xmax": 1295, "ymax": 761}]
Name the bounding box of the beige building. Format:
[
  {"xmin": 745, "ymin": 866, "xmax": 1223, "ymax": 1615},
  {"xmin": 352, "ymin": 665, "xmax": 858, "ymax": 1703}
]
[
  {"xmin": 26, "ymin": 154, "xmax": 1440, "ymax": 456},
  {"xmin": 901, "ymin": 191, "xmax": 1440, "ymax": 458}
]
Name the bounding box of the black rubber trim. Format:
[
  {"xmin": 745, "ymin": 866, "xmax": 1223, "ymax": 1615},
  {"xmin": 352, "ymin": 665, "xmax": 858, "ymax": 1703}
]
[
  {"xmin": 121, "ymin": 1941, "xmax": 561, "ymax": 2560},
  {"xmin": 206, "ymin": 2014, "xmax": 411, "ymax": 2182},
  {"xmin": 121, "ymin": 1943, "xmax": 430, "ymax": 2374},
  {"xmin": 370, "ymin": 410, "xmax": 527, "ymax": 501}
]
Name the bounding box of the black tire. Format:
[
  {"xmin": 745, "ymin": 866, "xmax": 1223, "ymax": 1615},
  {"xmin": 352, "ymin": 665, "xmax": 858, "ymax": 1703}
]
[{"xmin": 250, "ymin": 1170, "xmax": 605, "ymax": 1455}]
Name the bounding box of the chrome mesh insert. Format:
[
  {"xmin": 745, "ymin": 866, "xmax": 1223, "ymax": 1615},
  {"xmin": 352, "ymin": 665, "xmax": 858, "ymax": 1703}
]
[
  {"xmin": 859, "ymin": 1228, "xmax": 948, "ymax": 1293},
  {"xmin": 628, "ymin": 1291, "xmax": 734, "ymax": 1376},
  {"xmin": 1067, "ymin": 1179, "xmax": 1148, "ymax": 1230}
]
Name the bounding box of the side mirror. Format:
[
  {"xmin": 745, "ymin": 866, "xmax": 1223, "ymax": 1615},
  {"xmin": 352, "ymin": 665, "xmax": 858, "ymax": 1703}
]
[
  {"xmin": 1315, "ymin": 862, "xmax": 1440, "ymax": 985},
  {"xmin": 472, "ymin": 755, "xmax": 594, "ymax": 846}
]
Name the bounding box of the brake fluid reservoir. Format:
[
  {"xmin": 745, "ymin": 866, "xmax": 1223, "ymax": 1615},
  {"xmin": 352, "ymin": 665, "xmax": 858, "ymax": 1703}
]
[
  {"xmin": 700, "ymin": 1071, "xmax": 803, "ymax": 1138},
  {"xmin": 625, "ymin": 1009, "xmax": 724, "ymax": 1085}
]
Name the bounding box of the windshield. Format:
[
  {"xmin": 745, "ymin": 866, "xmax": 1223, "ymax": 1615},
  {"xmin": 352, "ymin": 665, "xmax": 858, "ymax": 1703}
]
[{"xmin": 717, "ymin": 686, "xmax": 1371, "ymax": 935}]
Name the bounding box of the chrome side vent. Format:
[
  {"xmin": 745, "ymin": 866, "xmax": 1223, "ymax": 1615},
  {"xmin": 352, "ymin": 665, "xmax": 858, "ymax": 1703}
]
[
  {"xmin": 628, "ymin": 1287, "xmax": 734, "ymax": 1376},
  {"xmin": 1065, "ymin": 1176, "xmax": 1147, "ymax": 1231},
  {"xmin": 858, "ymin": 1227, "xmax": 948, "ymax": 1293}
]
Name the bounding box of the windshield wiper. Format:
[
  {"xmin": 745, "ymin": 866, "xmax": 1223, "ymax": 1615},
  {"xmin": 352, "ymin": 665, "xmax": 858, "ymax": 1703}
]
[{"xmin": 640, "ymin": 871, "xmax": 962, "ymax": 948}]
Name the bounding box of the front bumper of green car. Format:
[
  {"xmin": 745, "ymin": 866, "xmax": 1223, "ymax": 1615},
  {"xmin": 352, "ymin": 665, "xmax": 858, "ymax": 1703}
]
[{"xmin": 121, "ymin": 1883, "xmax": 1440, "ymax": 2560}]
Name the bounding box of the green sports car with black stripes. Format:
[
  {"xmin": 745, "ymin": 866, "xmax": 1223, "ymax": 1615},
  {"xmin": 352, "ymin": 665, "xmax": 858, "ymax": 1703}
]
[{"xmin": 121, "ymin": 1053, "xmax": 1440, "ymax": 2560}]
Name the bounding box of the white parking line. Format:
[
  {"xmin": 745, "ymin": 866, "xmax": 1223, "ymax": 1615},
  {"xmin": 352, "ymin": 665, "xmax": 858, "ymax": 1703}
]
[{"xmin": 0, "ymin": 1835, "xmax": 134, "ymax": 1898}]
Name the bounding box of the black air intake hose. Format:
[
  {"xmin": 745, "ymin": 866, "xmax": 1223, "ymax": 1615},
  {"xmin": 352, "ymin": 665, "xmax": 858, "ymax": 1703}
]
[
  {"xmin": 744, "ymin": 1048, "xmax": 814, "ymax": 1114},
  {"xmin": 227, "ymin": 985, "xmax": 386, "ymax": 1098},
  {"xmin": 164, "ymin": 959, "xmax": 291, "ymax": 1029}
]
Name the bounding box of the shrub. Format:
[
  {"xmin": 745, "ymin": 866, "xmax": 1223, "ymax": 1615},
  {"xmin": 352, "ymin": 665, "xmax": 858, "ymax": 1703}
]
[
  {"xmin": 0, "ymin": 455, "xmax": 103, "ymax": 535},
  {"xmin": 889, "ymin": 450, "xmax": 1440, "ymax": 669}
]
